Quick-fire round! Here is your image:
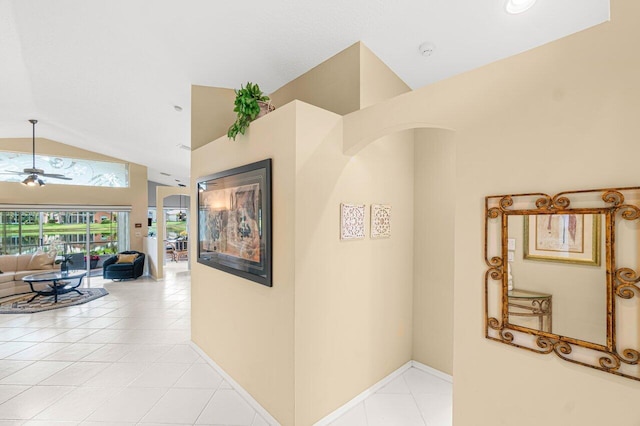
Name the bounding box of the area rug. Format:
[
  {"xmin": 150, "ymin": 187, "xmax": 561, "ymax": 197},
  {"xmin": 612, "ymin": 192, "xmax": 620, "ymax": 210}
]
[{"xmin": 0, "ymin": 288, "xmax": 109, "ymax": 314}]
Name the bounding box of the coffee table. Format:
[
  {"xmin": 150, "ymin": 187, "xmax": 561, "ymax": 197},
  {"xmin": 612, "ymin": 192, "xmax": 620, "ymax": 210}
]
[{"xmin": 22, "ymin": 270, "xmax": 87, "ymax": 303}]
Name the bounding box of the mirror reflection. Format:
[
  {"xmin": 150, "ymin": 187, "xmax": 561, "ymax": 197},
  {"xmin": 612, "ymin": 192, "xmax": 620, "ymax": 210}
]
[
  {"xmin": 506, "ymin": 214, "xmax": 606, "ymax": 346},
  {"xmin": 485, "ymin": 187, "xmax": 640, "ymax": 382}
]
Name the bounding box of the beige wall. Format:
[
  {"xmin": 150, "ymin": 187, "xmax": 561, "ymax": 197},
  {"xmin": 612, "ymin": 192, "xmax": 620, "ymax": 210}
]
[
  {"xmin": 193, "ymin": 1, "xmax": 640, "ymax": 423},
  {"xmin": 191, "ymin": 85, "xmax": 237, "ymax": 149},
  {"xmin": 198, "ymin": 42, "xmax": 411, "ymax": 150},
  {"xmin": 269, "ymin": 43, "xmax": 361, "ymax": 116},
  {"xmin": 294, "ymin": 103, "xmax": 415, "ymax": 424},
  {"xmin": 0, "ymin": 137, "xmax": 148, "ymax": 252},
  {"xmin": 191, "ymin": 40, "xmax": 422, "ymax": 425},
  {"xmin": 412, "ymin": 129, "xmax": 455, "ymax": 375},
  {"xmin": 269, "ymin": 42, "xmax": 410, "ymax": 116},
  {"xmin": 191, "ymin": 102, "xmax": 297, "ymax": 425},
  {"xmin": 334, "ymin": 0, "xmax": 640, "ymax": 422},
  {"xmin": 391, "ymin": 0, "xmax": 638, "ymax": 423},
  {"xmin": 359, "ymin": 44, "xmax": 410, "ymax": 108},
  {"xmin": 191, "ymin": 100, "xmax": 416, "ymax": 425}
]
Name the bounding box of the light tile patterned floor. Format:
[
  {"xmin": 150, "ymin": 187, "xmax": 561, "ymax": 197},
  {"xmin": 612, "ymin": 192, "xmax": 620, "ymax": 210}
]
[
  {"xmin": 0, "ymin": 263, "xmax": 452, "ymax": 425},
  {"xmin": 0, "ymin": 263, "xmax": 268, "ymax": 425},
  {"xmin": 329, "ymin": 368, "xmax": 453, "ymax": 426}
]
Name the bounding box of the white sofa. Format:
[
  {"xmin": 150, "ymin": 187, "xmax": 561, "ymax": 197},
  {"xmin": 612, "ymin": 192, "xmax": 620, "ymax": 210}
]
[{"xmin": 0, "ymin": 253, "xmax": 60, "ymax": 298}]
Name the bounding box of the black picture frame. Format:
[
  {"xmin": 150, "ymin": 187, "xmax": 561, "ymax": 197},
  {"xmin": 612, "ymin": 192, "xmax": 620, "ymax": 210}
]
[{"xmin": 196, "ymin": 159, "xmax": 272, "ymax": 287}]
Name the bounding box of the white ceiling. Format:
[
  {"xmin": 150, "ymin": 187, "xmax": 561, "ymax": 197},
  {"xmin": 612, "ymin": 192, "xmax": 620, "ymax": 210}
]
[{"xmin": 0, "ymin": 0, "xmax": 609, "ymax": 186}]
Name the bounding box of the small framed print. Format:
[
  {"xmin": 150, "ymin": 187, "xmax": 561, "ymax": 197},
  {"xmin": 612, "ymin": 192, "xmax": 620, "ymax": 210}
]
[
  {"xmin": 341, "ymin": 203, "xmax": 365, "ymax": 240},
  {"xmin": 371, "ymin": 204, "xmax": 391, "ymax": 239},
  {"xmin": 523, "ymin": 213, "xmax": 601, "ymax": 266}
]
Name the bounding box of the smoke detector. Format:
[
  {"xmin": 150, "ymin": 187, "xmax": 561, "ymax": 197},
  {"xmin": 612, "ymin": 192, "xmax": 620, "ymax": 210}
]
[{"xmin": 418, "ymin": 42, "xmax": 436, "ymax": 58}]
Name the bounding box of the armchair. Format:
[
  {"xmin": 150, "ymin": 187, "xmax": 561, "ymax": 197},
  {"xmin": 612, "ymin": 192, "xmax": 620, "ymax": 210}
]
[{"xmin": 103, "ymin": 250, "xmax": 145, "ymax": 280}]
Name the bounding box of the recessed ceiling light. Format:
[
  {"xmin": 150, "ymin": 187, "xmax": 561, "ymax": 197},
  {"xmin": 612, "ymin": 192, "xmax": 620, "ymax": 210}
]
[
  {"xmin": 174, "ymin": 105, "xmax": 183, "ymax": 112},
  {"xmin": 505, "ymin": 0, "xmax": 536, "ymax": 14}
]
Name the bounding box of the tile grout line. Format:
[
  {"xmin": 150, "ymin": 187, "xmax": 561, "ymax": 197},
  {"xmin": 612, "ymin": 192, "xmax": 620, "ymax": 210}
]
[
  {"xmin": 192, "ymin": 366, "xmax": 227, "ymax": 425},
  {"xmin": 0, "ymin": 383, "xmax": 34, "ymax": 410},
  {"xmin": 25, "ymin": 384, "xmax": 76, "ymax": 422},
  {"xmin": 403, "ymin": 370, "xmax": 429, "ymax": 426},
  {"xmin": 0, "ymin": 272, "xmax": 194, "ymax": 424},
  {"xmin": 314, "ymin": 361, "xmax": 413, "ymax": 426},
  {"xmin": 189, "ymin": 342, "xmax": 279, "ymax": 426}
]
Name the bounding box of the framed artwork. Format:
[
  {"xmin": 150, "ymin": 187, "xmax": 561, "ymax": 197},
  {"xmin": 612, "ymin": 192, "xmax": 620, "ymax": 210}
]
[
  {"xmin": 371, "ymin": 204, "xmax": 391, "ymax": 239},
  {"xmin": 523, "ymin": 213, "xmax": 600, "ymax": 266},
  {"xmin": 340, "ymin": 203, "xmax": 365, "ymax": 240},
  {"xmin": 197, "ymin": 159, "xmax": 272, "ymax": 287}
]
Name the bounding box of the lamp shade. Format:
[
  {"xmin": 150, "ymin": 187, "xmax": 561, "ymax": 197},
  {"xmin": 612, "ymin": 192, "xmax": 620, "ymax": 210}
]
[{"xmin": 22, "ymin": 174, "xmax": 45, "ymax": 187}]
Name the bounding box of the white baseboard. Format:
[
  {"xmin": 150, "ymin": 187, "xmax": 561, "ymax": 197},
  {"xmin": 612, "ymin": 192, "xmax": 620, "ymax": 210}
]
[
  {"xmin": 411, "ymin": 360, "xmax": 453, "ymax": 383},
  {"xmin": 313, "ymin": 361, "xmax": 413, "ymax": 426},
  {"xmin": 189, "ymin": 341, "xmax": 281, "ymax": 426},
  {"xmin": 185, "ymin": 348, "xmax": 452, "ymax": 426},
  {"xmin": 314, "ymin": 361, "xmax": 452, "ymax": 425}
]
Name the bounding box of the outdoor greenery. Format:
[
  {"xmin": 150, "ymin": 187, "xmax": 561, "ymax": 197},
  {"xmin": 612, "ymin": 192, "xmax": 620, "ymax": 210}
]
[
  {"xmin": 1, "ymin": 222, "xmax": 117, "ymax": 237},
  {"xmin": 149, "ymin": 220, "xmax": 187, "ymax": 239},
  {"xmin": 0, "ymin": 211, "xmax": 126, "ymax": 256}
]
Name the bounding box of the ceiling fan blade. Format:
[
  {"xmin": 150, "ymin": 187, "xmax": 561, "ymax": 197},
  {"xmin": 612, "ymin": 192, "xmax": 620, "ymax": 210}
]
[
  {"xmin": 8, "ymin": 122, "xmax": 73, "ymax": 183},
  {"xmin": 40, "ymin": 173, "xmax": 72, "ymax": 180}
]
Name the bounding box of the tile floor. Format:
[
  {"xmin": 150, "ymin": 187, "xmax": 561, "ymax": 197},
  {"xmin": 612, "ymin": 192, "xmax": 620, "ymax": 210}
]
[
  {"xmin": 0, "ymin": 262, "xmax": 452, "ymax": 426},
  {"xmin": 328, "ymin": 368, "xmax": 452, "ymax": 426}
]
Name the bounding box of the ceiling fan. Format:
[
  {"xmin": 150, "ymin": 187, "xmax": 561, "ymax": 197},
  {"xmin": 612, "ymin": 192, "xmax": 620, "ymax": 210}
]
[{"xmin": 4, "ymin": 119, "xmax": 72, "ymax": 186}]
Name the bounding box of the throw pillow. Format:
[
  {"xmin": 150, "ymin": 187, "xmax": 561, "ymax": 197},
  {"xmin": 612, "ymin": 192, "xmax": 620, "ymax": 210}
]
[
  {"xmin": 116, "ymin": 253, "xmax": 138, "ymax": 264},
  {"xmin": 26, "ymin": 250, "xmax": 57, "ymax": 270}
]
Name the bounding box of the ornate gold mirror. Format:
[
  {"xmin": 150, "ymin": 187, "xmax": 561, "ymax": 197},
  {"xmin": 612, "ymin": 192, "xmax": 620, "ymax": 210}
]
[{"xmin": 485, "ymin": 187, "xmax": 640, "ymax": 381}]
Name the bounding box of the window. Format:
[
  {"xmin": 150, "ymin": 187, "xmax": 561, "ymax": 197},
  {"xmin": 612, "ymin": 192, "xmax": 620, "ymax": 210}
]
[
  {"xmin": 0, "ymin": 151, "xmax": 129, "ymax": 187},
  {"xmin": 0, "ymin": 210, "xmax": 129, "ymax": 256}
]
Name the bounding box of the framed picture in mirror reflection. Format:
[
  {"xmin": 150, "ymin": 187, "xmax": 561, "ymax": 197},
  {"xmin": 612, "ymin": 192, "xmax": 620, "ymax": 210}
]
[{"xmin": 523, "ymin": 213, "xmax": 601, "ymax": 266}]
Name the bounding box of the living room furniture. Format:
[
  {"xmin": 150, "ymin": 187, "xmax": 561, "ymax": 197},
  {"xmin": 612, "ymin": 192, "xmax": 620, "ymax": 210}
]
[
  {"xmin": 0, "ymin": 252, "xmax": 60, "ymax": 298},
  {"xmin": 102, "ymin": 251, "xmax": 145, "ymax": 280},
  {"xmin": 166, "ymin": 239, "xmax": 188, "ymax": 262},
  {"xmin": 22, "ymin": 270, "xmax": 86, "ymax": 303}
]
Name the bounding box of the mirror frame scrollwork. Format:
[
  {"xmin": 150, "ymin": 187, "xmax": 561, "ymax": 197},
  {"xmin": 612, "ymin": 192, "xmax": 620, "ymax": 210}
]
[{"xmin": 484, "ymin": 187, "xmax": 640, "ymax": 381}]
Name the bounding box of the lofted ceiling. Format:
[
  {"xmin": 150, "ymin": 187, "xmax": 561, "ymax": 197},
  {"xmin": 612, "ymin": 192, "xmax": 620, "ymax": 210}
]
[{"xmin": 0, "ymin": 0, "xmax": 609, "ymax": 186}]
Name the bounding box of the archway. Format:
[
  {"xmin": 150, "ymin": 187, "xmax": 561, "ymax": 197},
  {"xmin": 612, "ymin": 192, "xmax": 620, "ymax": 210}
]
[{"xmin": 151, "ymin": 186, "xmax": 190, "ymax": 279}]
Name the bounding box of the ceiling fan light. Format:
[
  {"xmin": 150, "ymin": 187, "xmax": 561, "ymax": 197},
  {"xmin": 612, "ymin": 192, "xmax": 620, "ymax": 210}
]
[
  {"xmin": 22, "ymin": 174, "xmax": 37, "ymax": 186},
  {"xmin": 22, "ymin": 174, "xmax": 44, "ymax": 187}
]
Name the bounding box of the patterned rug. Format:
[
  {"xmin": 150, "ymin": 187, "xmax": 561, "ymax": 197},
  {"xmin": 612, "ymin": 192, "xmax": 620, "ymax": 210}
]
[{"xmin": 0, "ymin": 288, "xmax": 109, "ymax": 314}]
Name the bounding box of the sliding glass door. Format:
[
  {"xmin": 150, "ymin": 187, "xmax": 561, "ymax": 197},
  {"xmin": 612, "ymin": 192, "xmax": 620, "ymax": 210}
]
[{"xmin": 0, "ymin": 210, "xmax": 130, "ymax": 263}]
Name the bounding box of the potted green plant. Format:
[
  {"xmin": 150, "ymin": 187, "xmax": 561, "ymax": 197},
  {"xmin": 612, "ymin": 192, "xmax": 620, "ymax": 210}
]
[
  {"xmin": 55, "ymin": 253, "xmax": 73, "ymax": 273},
  {"xmin": 227, "ymin": 82, "xmax": 275, "ymax": 140}
]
